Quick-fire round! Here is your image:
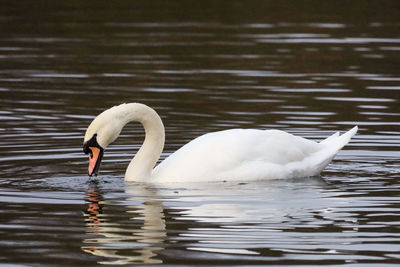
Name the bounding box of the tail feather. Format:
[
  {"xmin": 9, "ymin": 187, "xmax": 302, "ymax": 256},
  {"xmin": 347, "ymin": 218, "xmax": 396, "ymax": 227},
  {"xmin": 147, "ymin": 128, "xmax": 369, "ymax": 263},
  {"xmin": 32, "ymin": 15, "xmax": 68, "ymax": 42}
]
[
  {"xmin": 320, "ymin": 131, "xmax": 340, "ymax": 145},
  {"xmin": 310, "ymin": 126, "xmax": 358, "ymax": 175},
  {"xmin": 324, "ymin": 126, "xmax": 358, "ymax": 151}
]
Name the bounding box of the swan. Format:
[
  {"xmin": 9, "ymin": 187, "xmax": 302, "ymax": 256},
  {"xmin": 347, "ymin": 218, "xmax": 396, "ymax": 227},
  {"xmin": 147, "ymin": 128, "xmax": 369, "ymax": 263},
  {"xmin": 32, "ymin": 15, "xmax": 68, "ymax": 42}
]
[{"xmin": 83, "ymin": 103, "xmax": 357, "ymax": 182}]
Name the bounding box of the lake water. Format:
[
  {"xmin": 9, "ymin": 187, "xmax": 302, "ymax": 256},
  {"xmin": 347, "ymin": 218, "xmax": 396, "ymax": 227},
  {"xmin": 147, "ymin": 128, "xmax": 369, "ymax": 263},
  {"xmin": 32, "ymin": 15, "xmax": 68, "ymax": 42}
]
[{"xmin": 1, "ymin": 0, "xmax": 400, "ymax": 265}]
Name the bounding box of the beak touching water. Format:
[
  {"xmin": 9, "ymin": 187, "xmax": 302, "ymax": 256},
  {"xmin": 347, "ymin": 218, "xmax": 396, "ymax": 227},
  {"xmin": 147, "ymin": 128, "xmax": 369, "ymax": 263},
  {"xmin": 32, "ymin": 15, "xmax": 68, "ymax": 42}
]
[
  {"xmin": 88, "ymin": 146, "xmax": 103, "ymax": 176},
  {"xmin": 83, "ymin": 135, "xmax": 104, "ymax": 177}
]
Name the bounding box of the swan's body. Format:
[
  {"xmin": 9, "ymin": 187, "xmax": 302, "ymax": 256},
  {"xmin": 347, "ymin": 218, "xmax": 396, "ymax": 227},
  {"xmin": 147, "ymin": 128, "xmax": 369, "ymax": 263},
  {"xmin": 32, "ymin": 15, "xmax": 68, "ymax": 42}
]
[{"xmin": 83, "ymin": 103, "xmax": 357, "ymax": 182}]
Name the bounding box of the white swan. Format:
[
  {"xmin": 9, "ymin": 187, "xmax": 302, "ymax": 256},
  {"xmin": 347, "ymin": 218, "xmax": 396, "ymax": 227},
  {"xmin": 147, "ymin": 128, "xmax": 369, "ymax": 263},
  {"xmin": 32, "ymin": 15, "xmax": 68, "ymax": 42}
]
[{"xmin": 83, "ymin": 103, "xmax": 357, "ymax": 182}]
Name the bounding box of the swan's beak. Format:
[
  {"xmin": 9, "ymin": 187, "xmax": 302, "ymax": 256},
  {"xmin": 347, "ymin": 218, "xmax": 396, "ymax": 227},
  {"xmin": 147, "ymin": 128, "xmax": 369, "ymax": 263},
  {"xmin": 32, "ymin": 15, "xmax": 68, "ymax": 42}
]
[
  {"xmin": 83, "ymin": 134, "xmax": 104, "ymax": 177},
  {"xmin": 88, "ymin": 147, "xmax": 103, "ymax": 176},
  {"xmin": 83, "ymin": 144, "xmax": 104, "ymax": 177}
]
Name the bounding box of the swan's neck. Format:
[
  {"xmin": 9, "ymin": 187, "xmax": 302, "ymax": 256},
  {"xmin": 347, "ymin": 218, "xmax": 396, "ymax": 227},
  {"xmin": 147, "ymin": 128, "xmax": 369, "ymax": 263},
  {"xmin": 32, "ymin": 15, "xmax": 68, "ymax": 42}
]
[{"xmin": 123, "ymin": 103, "xmax": 165, "ymax": 181}]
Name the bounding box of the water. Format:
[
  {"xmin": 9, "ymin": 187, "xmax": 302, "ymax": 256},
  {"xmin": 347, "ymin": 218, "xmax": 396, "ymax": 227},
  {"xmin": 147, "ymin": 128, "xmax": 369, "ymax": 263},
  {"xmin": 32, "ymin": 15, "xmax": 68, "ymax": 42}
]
[{"xmin": 1, "ymin": 0, "xmax": 400, "ymax": 265}]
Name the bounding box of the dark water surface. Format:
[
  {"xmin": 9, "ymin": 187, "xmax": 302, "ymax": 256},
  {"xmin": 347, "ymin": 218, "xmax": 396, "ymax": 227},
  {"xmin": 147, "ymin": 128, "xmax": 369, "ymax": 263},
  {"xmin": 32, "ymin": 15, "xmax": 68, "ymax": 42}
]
[{"xmin": 1, "ymin": 1, "xmax": 400, "ymax": 265}]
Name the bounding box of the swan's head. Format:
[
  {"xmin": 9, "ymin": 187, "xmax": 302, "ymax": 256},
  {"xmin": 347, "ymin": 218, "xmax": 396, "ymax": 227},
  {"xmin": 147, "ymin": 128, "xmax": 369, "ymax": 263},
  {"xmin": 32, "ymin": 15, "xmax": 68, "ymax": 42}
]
[{"xmin": 83, "ymin": 105, "xmax": 126, "ymax": 176}]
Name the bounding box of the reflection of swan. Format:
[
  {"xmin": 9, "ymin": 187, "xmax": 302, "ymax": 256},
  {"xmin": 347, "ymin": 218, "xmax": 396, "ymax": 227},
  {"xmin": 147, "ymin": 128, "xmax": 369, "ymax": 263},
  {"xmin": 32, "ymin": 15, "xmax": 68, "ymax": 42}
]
[
  {"xmin": 82, "ymin": 182, "xmax": 166, "ymax": 265},
  {"xmin": 82, "ymin": 179, "xmax": 361, "ymax": 263},
  {"xmin": 83, "ymin": 103, "xmax": 357, "ymax": 182}
]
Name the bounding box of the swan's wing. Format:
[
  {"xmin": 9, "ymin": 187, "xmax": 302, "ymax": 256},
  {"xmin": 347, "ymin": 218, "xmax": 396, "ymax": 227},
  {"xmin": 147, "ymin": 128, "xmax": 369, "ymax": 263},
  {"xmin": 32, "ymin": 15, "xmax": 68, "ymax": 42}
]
[{"xmin": 152, "ymin": 129, "xmax": 322, "ymax": 181}]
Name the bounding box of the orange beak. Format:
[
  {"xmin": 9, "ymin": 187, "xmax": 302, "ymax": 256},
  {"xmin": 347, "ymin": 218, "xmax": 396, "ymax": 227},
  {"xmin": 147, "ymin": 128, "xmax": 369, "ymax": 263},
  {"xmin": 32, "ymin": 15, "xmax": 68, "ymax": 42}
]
[{"xmin": 88, "ymin": 146, "xmax": 102, "ymax": 176}]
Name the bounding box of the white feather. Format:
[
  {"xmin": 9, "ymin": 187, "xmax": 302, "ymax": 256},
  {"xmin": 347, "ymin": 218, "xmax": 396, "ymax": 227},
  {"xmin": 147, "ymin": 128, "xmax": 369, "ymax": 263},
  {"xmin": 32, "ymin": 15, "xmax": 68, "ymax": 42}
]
[{"xmin": 153, "ymin": 127, "xmax": 358, "ymax": 182}]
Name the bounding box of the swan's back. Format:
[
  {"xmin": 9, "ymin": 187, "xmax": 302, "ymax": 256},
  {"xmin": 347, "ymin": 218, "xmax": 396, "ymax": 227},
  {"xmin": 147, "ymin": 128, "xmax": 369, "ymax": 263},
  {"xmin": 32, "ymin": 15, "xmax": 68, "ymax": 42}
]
[{"xmin": 152, "ymin": 127, "xmax": 357, "ymax": 182}]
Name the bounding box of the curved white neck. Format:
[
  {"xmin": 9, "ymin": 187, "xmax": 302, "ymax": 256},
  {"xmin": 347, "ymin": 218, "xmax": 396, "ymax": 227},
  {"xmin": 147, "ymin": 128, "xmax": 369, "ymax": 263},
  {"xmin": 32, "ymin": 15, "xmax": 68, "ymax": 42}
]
[{"xmin": 122, "ymin": 103, "xmax": 165, "ymax": 181}]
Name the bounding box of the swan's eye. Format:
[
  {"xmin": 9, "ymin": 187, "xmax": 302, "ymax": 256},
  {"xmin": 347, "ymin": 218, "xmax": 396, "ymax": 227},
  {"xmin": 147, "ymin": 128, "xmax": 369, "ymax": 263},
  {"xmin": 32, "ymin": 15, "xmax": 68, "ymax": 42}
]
[{"xmin": 83, "ymin": 146, "xmax": 94, "ymax": 158}]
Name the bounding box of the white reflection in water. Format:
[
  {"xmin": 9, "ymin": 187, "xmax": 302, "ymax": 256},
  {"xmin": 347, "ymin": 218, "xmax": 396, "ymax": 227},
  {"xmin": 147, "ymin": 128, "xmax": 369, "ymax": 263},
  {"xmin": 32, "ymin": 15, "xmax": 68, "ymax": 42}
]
[
  {"xmin": 82, "ymin": 183, "xmax": 166, "ymax": 264},
  {"xmin": 80, "ymin": 177, "xmax": 376, "ymax": 264}
]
